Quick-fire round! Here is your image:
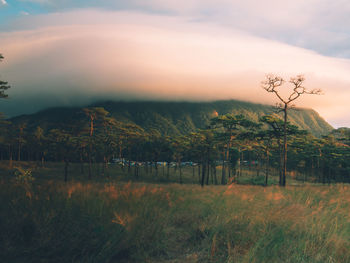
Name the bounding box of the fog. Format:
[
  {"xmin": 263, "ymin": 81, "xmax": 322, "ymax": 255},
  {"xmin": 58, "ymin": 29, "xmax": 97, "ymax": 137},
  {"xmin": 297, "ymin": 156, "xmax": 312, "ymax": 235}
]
[{"xmin": 1, "ymin": 10, "xmax": 350, "ymax": 127}]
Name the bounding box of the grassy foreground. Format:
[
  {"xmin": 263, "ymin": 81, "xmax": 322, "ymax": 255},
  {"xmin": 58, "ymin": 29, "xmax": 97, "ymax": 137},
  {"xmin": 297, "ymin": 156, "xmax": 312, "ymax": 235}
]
[{"xmin": 1, "ymin": 166, "xmax": 350, "ymax": 262}]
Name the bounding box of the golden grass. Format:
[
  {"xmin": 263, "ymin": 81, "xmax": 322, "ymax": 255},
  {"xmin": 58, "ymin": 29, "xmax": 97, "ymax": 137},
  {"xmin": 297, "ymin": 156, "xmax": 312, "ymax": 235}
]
[{"xmin": 3, "ymin": 165, "xmax": 350, "ymax": 262}]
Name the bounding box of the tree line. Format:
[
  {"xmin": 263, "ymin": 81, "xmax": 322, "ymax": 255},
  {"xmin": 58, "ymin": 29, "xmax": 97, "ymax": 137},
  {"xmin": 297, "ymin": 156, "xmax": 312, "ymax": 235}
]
[{"xmin": 0, "ymin": 106, "xmax": 349, "ymax": 186}]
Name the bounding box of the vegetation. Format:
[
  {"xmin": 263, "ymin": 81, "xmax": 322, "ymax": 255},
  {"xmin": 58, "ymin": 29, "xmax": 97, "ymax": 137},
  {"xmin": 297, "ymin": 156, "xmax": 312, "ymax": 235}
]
[
  {"xmin": 262, "ymin": 74, "xmax": 322, "ymax": 186},
  {"xmin": 9, "ymin": 100, "xmax": 333, "ymax": 137},
  {"xmin": 0, "ymin": 101, "xmax": 348, "ymax": 186},
  {"xmin": 2, "ymin": 165, "xmax": 350, "ymax": 262},
  {"xmin": 0, "ymin": 54, "xmax": 10, "ymax": 99}
]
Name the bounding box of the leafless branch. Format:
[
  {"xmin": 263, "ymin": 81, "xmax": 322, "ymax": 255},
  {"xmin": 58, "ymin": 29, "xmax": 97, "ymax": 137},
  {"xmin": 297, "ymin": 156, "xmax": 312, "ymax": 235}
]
[
  {"xmin": 262, "ymin": 74, "xmax": 322, "ymax": 106},
  {"xmin": 288, "ymin": 74, "xmax": 322, "ymax": 103},
  {"xmin": 261, "ymin": 74, "xmax": 286, "ymax": 104}
]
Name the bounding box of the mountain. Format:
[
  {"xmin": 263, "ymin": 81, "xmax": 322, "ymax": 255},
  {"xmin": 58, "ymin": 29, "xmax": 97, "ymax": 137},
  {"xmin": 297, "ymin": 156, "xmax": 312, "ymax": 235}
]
[{"xmin": 10, "ymin": 100, "xmax": 333, "ymax": 137}]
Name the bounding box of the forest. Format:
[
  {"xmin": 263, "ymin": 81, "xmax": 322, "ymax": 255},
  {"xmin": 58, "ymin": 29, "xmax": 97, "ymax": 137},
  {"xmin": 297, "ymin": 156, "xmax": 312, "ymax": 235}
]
[{"xmin": 1, "ymin": 104, "xmax": 349, "ymax": 186}]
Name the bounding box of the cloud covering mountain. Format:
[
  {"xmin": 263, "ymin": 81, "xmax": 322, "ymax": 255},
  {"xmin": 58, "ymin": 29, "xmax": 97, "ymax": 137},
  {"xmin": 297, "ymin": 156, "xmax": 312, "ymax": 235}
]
[{"xmin": 1, "ymin": 5, "xmax": 350, "ymax": 127}]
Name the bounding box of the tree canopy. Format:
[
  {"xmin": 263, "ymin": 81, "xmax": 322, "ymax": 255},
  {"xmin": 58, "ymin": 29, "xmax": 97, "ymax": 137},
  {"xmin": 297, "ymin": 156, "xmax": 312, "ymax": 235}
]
[{"xmin": 0, "ymin": 54, "xmax": 10, "ymax": 99}]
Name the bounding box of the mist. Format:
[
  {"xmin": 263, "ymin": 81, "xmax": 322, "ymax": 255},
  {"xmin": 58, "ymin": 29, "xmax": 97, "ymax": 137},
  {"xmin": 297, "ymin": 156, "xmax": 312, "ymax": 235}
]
[{"xmin": 1, "ymin": 10, "xmax": 350, "ymax": 127}]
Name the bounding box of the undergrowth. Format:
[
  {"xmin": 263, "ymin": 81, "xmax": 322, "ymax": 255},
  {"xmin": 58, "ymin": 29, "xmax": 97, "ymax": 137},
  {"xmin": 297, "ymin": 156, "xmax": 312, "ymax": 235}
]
[{"xmin": 1, "ymin": 163, "xmax": 350, "ymax": 262}]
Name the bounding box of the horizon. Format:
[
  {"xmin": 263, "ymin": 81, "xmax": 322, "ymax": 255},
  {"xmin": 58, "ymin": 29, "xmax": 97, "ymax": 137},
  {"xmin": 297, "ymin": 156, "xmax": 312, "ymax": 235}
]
[{"xmin": 1, "ymin": 1, "xmax": 350, "ymax": 128}]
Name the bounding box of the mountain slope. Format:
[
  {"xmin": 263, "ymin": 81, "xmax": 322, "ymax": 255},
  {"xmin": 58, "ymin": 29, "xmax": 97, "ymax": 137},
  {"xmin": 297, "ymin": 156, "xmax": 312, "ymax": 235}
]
[{"xmin": 10, "ymin": 100, "xmax": 333, "ymax": 137}]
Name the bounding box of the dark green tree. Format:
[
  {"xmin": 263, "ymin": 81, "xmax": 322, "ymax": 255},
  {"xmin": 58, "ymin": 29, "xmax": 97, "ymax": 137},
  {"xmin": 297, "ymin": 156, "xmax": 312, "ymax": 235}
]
[
  {"xmin": 260, "ymin": 114, "xmax": 304, "ymax": 185},
  {"xmin": 83, "ymin": 107, "xmax": 109, "ymax": 178},
  {"xmin": 47, "ymin": 129, "xmax": 77, "ymax": 182},
  {"xmin": 211, "ymin": 114, "xmax": 258, "ymax": 184},
  {"xmin": 0, "ymin": 54, "xmax": 10, "ymax": 99}
]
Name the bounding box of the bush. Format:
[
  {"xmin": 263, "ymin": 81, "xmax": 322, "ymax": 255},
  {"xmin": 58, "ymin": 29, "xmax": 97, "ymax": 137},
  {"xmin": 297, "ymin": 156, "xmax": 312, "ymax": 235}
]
[{"xmin": 13, "ymin": 166, "xmax": 34, "ymax": 184}]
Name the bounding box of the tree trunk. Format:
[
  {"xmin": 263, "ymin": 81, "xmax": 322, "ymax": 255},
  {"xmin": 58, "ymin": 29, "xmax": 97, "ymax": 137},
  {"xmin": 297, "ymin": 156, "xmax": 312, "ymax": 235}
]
[
  {"xmin": 80, "ymin": 150, "xmax": 84, "ymax": 174},
  {"xmin": 96, "ymin": 161, "xmax": 100, "ymax": 176},
  {"xmin": 18, "ymin": 140, "xmax": 21, "ymax": 162},
  {"xmin": 265, "ymin": 148, "xmax": 269, "ymax": 186},
  {"xmin": 278, "ymin": 141, "xmax": 283, "ymax": 185},
  {"xmin": 134, "ymin": 163, "xmax": 138, "ymax": 177},
  {"xmin": 228, "ymin": 163, "xmax": 231, "ymax": 178},
  {"xmin": 206, "ymin": 163, "xmax": 210, "ymax": 185},
  {"xmin": 155, "ymin": 162, "xmax": 158, "ymax": 177},
  {"xmin": 282, "ymin": 104, "xmax": 288, "ymax": 186},
  {"xmin": 88, "ymin": 143, "xmax": 92, "ymax": 179},
  {"xmin": 64, "ymin": 159, "xmax": 69, "ymax": 182},
  {"xmin": 221, "ymin": 153, "xmax": 226, "ymax": 185},
  {"xmin": 256, "ymin": 156, "xmax": 261, "ymax": 177},
  {"xmin": 201, "ymin": 162, "xmax": 206, "ymax": 187},
  {"xmin": 9, "ymin": 145, "xmax": 13, "ymax": 169},
  {"xmin": 102, "ymin": 161, "xmax": 105, "ymax": 176},
  {"xmin": 239, "ymin": 151, "xmax": 243, "ymax": 177},
  {"xmin": 248, "ymin": 152, "xmax": 252, "ymax": 171},
  {"xmin": 214, "ymin": 165, "xmax": 218, "ymax": 185},
  {"xmin": 41, "ymin": 154, "xmax": 44, "ymax": 167},
  {"xmin": 179, "ymin": 161, "xmax": 183, "ymax": 184},
  {"xmin": 167, "ymin": 162, "xmax": 170, "ymax": 180},
  {"xmin": 198, "ymin": 164, "xmax": 201, "ymax": 184},
  {"xmin": 105, "ymin": 156, "xmax": 108, "ymax": 170}
]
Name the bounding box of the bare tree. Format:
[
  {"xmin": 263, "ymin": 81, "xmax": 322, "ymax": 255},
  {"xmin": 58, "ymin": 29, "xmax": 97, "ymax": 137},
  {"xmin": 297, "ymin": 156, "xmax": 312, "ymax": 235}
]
[{"xmin": 262, "ymin": 74, "xmax": 322, "ymax": 186}]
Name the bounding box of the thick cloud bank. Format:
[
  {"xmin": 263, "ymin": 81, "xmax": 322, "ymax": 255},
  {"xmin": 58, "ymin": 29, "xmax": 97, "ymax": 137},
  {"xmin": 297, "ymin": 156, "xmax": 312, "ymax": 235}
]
[{"xmin": 1, "ymin": 10, "xmax": 350, "ymax": 127}]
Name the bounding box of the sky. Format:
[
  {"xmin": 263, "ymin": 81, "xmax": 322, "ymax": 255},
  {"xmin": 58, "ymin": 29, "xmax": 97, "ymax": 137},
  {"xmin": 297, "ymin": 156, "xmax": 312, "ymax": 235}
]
[{"xmin": 1, "ymin": 1, "xmax": 350, "ymax": 127}]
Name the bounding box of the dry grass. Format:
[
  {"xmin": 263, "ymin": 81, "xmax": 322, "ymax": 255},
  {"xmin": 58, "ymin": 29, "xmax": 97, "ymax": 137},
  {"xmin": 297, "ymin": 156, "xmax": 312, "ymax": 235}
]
[{"xmin": 1, "ymin": 163, "xmax": 350, "ymax": 262}]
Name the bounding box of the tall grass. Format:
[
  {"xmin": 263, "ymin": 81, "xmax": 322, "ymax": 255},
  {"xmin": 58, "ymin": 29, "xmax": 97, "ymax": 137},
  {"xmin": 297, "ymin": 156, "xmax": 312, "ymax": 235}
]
[{"xmin": 1, "ymin": 163, "xmax": 350, "ymax": 262}]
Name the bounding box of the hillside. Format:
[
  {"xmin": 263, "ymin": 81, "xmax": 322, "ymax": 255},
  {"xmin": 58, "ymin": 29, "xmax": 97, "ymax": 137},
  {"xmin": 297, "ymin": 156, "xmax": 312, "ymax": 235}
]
[{"xmin": 10, "ymin": 100, "xmax": 333, "ymax": 137}]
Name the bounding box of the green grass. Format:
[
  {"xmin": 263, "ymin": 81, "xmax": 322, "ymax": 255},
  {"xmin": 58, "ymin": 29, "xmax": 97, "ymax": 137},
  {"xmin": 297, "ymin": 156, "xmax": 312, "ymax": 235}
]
[{"xmin": 1, "ymin": 162, "xmax": 350, "ymax": 262}]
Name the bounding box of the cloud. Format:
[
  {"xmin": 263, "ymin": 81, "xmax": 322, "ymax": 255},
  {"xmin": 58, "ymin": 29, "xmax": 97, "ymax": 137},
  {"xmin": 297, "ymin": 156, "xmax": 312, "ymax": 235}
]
[
  {"xmin": 9, "ymin": 1, "xmax": 350, "ymax": 58},
  {"xmin": 0, "ymin": 0, "xmax": 7, "ymax": 6},
  {"xmin": 1, "ymin": 10, "xmax": 350, "ymax": 127}
]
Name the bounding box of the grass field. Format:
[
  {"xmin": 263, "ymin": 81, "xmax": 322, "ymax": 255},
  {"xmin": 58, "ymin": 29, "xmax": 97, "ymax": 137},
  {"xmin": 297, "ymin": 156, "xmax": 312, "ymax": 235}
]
[{"xmin": 1, "ymin": 162, "xmax": 349, "ymax": 262}]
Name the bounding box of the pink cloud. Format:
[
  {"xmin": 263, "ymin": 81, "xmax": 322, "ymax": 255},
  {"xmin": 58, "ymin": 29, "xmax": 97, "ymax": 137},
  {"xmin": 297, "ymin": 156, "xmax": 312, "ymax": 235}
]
[{"xmin": 1, "ymin": 10, "xmax": 350, "ymax": 127}]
